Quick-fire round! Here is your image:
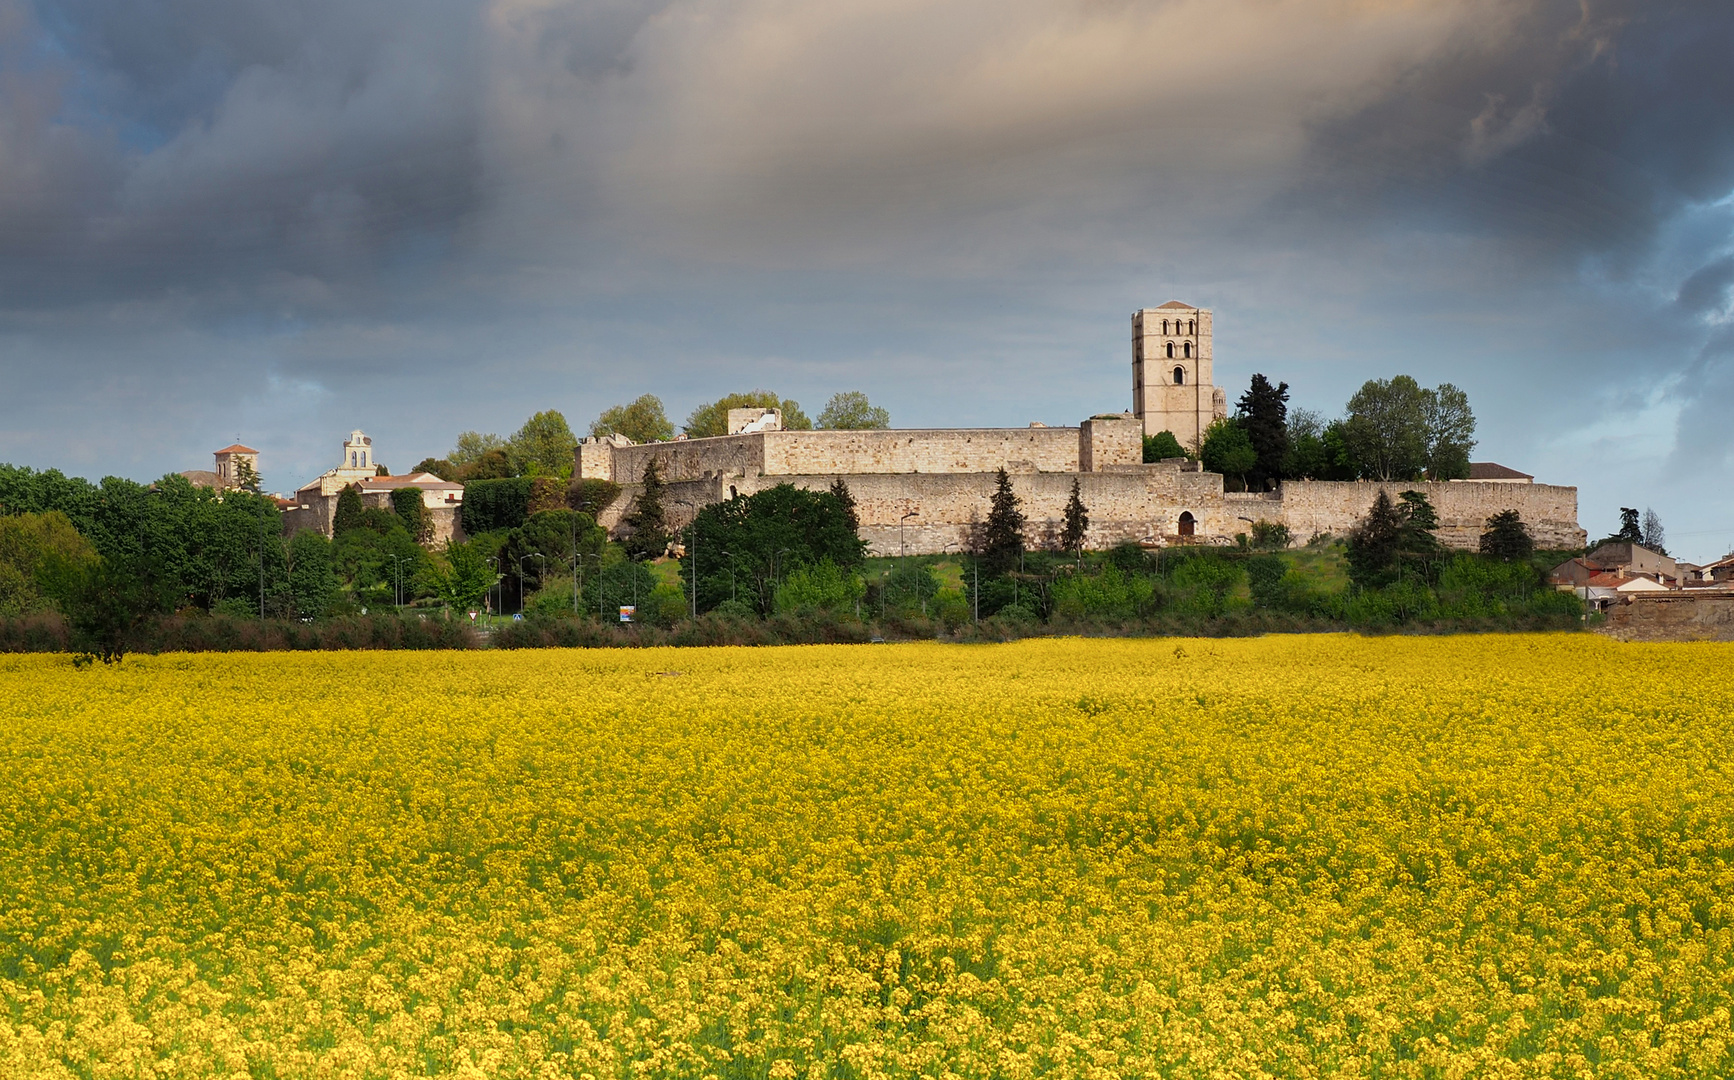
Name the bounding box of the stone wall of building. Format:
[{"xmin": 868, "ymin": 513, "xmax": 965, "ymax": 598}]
[
  {"xmin": 584, "ymin": 427, "xmax": 1085, "ymax": 487},
  {"xmin": 1277, "ymin": 480, "xmax": 1585, "ymax": 550},
  {"xmin": 281, "ymin": 491, "xmax": 464, "ymax": 546},
  {"xmin": 597, "ymin": 466, "xmax": 1583, "ymax": 557}
]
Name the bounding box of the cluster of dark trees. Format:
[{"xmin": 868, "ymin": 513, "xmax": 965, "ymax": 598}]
[{"xmin": 1146, "ymin": 374, "xmax": 1479, "ymax": 489}]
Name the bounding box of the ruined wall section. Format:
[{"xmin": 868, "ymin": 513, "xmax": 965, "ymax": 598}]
[{"xmin": 1278, "ymin": 481, "xmax": 1584, "ymax": 550}]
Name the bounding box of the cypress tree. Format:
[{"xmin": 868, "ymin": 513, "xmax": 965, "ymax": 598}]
[
  {"xmin": 1480, "ymin": 510, "xmax": 1534, "ymax": 562},
  {"xmin": 1061, "ymin": 478, "xmax": 1089, "ymax": 560},
  {"xmin": 1235, "ymin": 374, "xmax": 1290, "ymax": 490},
  {"xmin": 980, "ymin": 468, "xmax": 1026, "ymax": 577},
  {"xmin": 332, "ymin": 484, "xmax": 365, "ymax": 536},
  {"xmin": 622, "ymin": 460, "xmax": 669, "ymax": 561},
  {"xmin": 829, "ymin": 477, "xmax": 859, "ymax": 532},
  {"xmin": 1346, "ymin": 489, "xmax": 1405, "ymax": 588}
]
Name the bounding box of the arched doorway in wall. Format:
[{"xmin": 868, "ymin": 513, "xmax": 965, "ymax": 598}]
[{"xmin": 1178, "ymin": 511, "xmax": 1195, "ymax": 537}]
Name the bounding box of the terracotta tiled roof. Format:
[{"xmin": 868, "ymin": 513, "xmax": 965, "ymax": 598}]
[
  {"xmin": 213, "ymin": 444, "xmax": 258, "ymax": 454},
  {"xmin": 357, "ymin": 472, "xmax": 462, "ymax": 490},
  {"xmin": 179, "ymin": 470, "xmax": 221, "ymax": 488},
  {"xmin": 1467, "ymin": 462, "xmax": 1533, "ymax": 480},
  {"xmin": 1157, "ymin": 300, "xmax": 1195, "ymax": 309}
]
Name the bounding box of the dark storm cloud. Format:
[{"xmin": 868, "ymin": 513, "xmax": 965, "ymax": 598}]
[{"xmin": 3, "ymin": 0, "xmax": 1734, "ymax": 552}]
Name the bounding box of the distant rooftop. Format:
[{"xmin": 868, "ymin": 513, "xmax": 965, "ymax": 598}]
[
  {"xmin": 213, "ymin": 444, "xmax": 258, "ymax": 455},
  {"xmin": 1156, "ymin": 300, "xmax": 1195, "ymax": 310},
  {"xmin": 1467, "ymin": 462, "xmax": 1533, "ymax": 481}
]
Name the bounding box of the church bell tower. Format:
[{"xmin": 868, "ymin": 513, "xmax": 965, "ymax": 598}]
[{"xmin": 1132, "ymin": 301, "xmax": 1227, "ymax": 451}]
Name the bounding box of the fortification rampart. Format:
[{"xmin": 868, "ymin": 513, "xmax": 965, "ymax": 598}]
[
  {"xmin": 1278, "ymin": 480, "xmax": 1585, "ymax": 550},
  {"xmin": 596, "ymin": 466, "xmax": 1582, "ymax": 557}
]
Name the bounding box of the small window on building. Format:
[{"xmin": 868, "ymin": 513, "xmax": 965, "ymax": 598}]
[
  {"xmin": 1189, "ymin": 319, "xmax": 1196, "ymax": 334},
  {"xmin": 1173, "ymin": 366, "xmax": 1186, "ymax": 385},
  {"xmin": 1165, "ymin": 342, "xmax": 1175, "ymax": 358},
  {"xmin": 1183, "ymin": 342, "xmax": 1193, "ymax": 359}
]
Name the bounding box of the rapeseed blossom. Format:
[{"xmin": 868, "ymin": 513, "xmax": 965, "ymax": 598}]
[{"xmin": 0, "ymin": 635, "xmax": 1729, "ymax": 1077}]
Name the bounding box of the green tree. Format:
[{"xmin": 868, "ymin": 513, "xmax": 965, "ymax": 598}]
[
  {"xmin": 411, "ymin": 457, "xmax": 460, "ymax": 481},
  {"xmin": 1397, "ymin": 490, "xmax": 1444, "ymax": 579},
  {"xmin": 1422, "ymin": 383, "xmax": 1476, "ymax": 480},
  {"xmin": 286, "ymin": 529, "xmax": 339, "ymax": 617},
  {"xmin": 508, "ymin": 410, "xmax": 579, "ymax": 477},
  {"xmin": 449, "ymin": 431, "xmax": 507, "ymax": 467},
  {"xmin": 1200, "ymin": 419, "xmax": 1257, "ymax": 488},
  {"xmin": 1345, "ymin": 490, "xmax": 1406, "ymax": 589},
  {"xmin": 568, "ymin": 478, "xmax": 623, "ymax": 518},
  {"xmin": 1616, "ymin": 507, "xmax": 1642, "ymax": 543},
  {"xmin": 1480, "ymin": 510, "xmax": 1534, "ymax": 562},
  {"xmin": 1235, "ymin": 374, "xmax": 1290, "ymax": 489},
  {"xmin": 830, "ymin": 477, "xmax": 859, "ymax": 532},
  {"xmin": 680, "ymin": 484, "xmax": 867, "ymax": 614},
  {"xmin": 0, "ymin": 511, "xmax": 96, "ymax": 617},
  {"xmin": 682, "ymin": 391, "xmax": 812, "ymax": 438},
  {"xmin": 773, "ymin": 560, "xmax": 866, "ymax": 615},
  {"xmin": 622, "ymin": 460, "xmax": 670, "ymax": 561},
  {"xmin": 979, "ymin": 468, "xmax": 1026, "ymax": 578},
  {"xmin": 1061, "ymin": 478, "xmax": 1089, "ymax": 559},
  {"xmin": 816, "ymin": 391, "xmax": 890, "ymax": 430},
  {"xmin": 1343, "ymin": 376, "xmax": 1430, "ymax": 481},
  {"xmin": 1142, "ymin": 431, "xmax": 1188, "ymax": 463},
  {"xmin": 332, "ymin": 484, "xmax": 366, "ymax": 536},
  {"xmin": 38, "ymin": 552, "xmax": 177, "ymax": 664},
  {"xmin": 232, "ymin": 458, "xmax": 263, "ymax": 493},
  {"xmin": 391, "ymin": 487, "xmax": 432, "ymax": 543},
  {"xmin": 591, "ymin": 395, "xmax": 674, "ymax": 443},
  {"xmin": 430, "ymin": 541, "xmax": 497, "ymax": 612}
]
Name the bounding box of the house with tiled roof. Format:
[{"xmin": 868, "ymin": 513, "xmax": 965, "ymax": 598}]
[{"xmin": 284, "ymin": 430, "xmax": 465, "ymax": 545}]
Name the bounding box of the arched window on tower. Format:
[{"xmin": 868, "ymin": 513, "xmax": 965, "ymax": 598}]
[
  {"xmin": 1162, "ymin": 319, "xmax": 1169, "ymax": 334},
  {"xmin": 1173, "ymin": 366, "xmax": 1186, "ymax": 385},
  {"xmin": 1165, "ymin": 342, "xmax": 1175, "ymax": 358},
  {"xmin": 350, "ymin": 451, "xmax": 357, "ymax": 467},
  {"xmin": 1189, "ymin": 319, "xmax": 1196, "ymax": 334},
  {"xmin": 1183, "ymin": 342, "xmax": 1193, "ymax": 359}
]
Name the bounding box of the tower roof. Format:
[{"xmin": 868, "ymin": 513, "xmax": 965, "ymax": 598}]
[
  {"xmin": 214, "ymin": 444, "xmax": 258, "ymax": 454},
  {"xmin": 1156, "ymin": 300, "xmax": 1195, "ymax": 310}
]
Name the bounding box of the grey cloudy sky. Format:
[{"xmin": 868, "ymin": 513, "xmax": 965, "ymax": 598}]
[{"xmin": 2, "ymin": 0, "xmax": 1732, "ymax": 556}]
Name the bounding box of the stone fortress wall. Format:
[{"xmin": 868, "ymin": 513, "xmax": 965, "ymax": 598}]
[{"xmin": 576, "ymin": 304, "xmax": 1586, "ymax": 555}]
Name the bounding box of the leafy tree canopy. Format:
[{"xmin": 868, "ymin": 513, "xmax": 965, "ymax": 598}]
[
  {"xmin": 1142, "ymin": 431, "xmax": 1188, "ymax": 463},
  {"xmin": 1200, "ymin": 419, "xmax": 1256, "ymax": 486},
  {"xmin": 816, "ymin": 391, "xmax": 890, "ymax": 430},
  {"xmin": 508, "ymin": 410, "xmax": 578, "ymax": 478},
  {"xmin": 680, "ymin": 484, "xmax": 866, "ymax": 614},
  {"xmin": 448, "ymin": 431, "xmax": 507, "ymax": 467},
  {"xmin": 0, "ymin": 511, "xmax": 96, "ymax": 618},
  {"xmin": 591, "ymin": 395, "xmax": 674, "ymax": 444},
  {"xmin": 683, "ymin": 391, "xmax": 813, "ymax": 438}
]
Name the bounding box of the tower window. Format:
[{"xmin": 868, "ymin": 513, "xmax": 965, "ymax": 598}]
[
  {"xmin": 1189, "ymin": 319, "xmax": 1196, "ymax": 334},
  {"xmin": 1162, "ymin": 319, "xmax": 1169, "ymax": 334},
  {"xmin": 1165, "ymin": 342, "xmax": 1175, "ymax": 358},
  {"xmin": 1173, "ymin": 366, "xmax": 1186, "ymax": 385},
  {"xmin": 1183, "ymin": 342, "xmax": 1193, "ymax": 359}
]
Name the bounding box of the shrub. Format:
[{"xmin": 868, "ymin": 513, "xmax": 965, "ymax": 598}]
[{"xmin": 774, "ymin": 561, "xmax": 866, "ymax": 616}]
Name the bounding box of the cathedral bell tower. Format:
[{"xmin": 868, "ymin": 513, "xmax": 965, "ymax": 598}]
[{"xmin": 1131, "ymin": 301, "xmax": 1227, "ymax": 451}]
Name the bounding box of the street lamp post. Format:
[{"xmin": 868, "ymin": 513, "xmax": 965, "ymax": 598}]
[
  {"xmin": 721, "ymin": 551, "xmax": 737, "ymax": 603},
  {"xmin": 386, "ymin": 554, "xmax": 405, "ymax": 609},
  {"xmin": 484, "ymin": 557, "xmax": 499, "ymax": 620},
  {"xmin": 901, "ymin": 510, "xmax": 918, "ymax": 558},
  {"xmin": 583, "ymin": 553, "xmax": 605, "ymax": 618},
  {"xmin": 673, "ymin": 499, "xmax": 698, "ymax": 619}
]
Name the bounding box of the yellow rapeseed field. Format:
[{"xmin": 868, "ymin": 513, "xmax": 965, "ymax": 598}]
[{"xmin": 0, "ymin": 635, "xmax": 1730, "ymax": 1079}]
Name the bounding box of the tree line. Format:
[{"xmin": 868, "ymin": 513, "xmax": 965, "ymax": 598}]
[{"xmin": 1148, "ymin": 373, "xmax": 1479, "ymax": 490}]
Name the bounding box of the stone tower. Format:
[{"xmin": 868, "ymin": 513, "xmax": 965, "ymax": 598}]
[{"xmin": 1132, "ymin": 301, "xmax": 1227, "ymax": 450}]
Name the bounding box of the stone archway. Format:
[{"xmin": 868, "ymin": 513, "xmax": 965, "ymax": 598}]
[{"xmin": 1178, "ymin": 511, "xmax": 1195, "ymax": 537}]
